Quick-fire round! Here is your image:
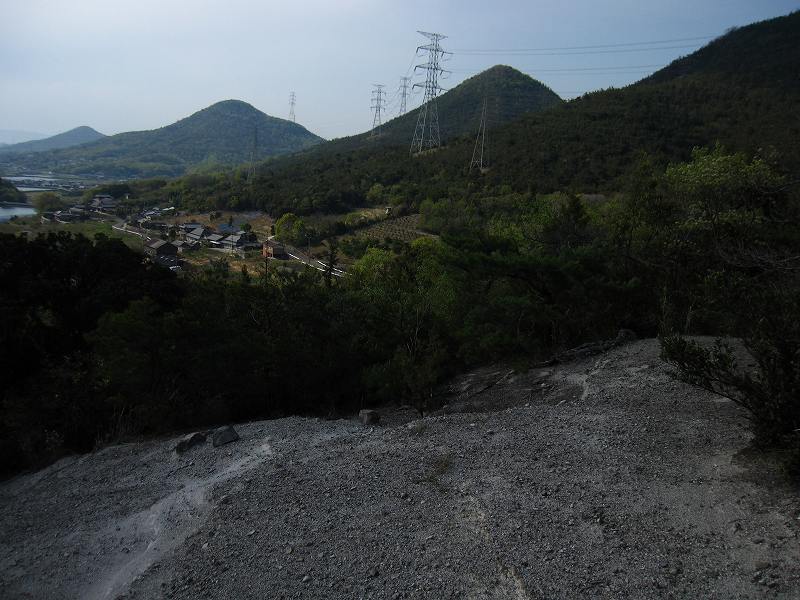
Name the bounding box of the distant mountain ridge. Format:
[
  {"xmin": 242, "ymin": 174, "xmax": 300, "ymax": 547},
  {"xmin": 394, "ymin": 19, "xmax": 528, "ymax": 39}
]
[
  {"xmin": 0, "ymin": 101, "xmax": 324, "ymax": 178},
  {"xmin": 0, "ymin": 126, "xmax": 106, "ymax": 154},
  {"xmin": 304, "ymin": 66, "xmax": 561, "ymax": 156},
  {"xmin": 0, "ymin": 130, "xmax": 48, "ymax": 145}
]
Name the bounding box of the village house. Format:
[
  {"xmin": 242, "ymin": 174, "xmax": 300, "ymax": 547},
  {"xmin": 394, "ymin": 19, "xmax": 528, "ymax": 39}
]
[
  {"xmin": 220, "ymin": 234, "xmax": 244, "ymax": 250},
  {"xmin": 172, "ymin": 239, "xmax": 197, "ymax": 253},
  {"xmin": 206, "ymin": 233, "xmax": 224, "ymax": 246},
  {"xmin": 186, "ymin": 227, "xmax": 209, "ymax": 242},
  {"xmin": 262, "ymin": 240, "xmax": 288, "ymax": 259},
  {"xmin": 90, "ymin": 194, "xmax": 117, "ymax": 212},
  {"xmin": 144, "ymin": 240, "xmax": 178, "ymax": 267}
]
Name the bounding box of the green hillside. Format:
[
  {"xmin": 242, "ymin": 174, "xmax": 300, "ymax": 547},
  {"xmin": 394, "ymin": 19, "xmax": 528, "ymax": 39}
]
[
  {"xmin": 85, "ymin": 11, "xmax": 799, "ymax": 217},
  {"xmin": 0, "ymin": 178, "xmax": 26, "ymax": 204},
  {"xmin": 298, "ymin": 65, "xmax": 562, "ymax": 156},
  {"xmin": 0, "ymin": 126, "xmax": 105, "ymax": 155},
  {"xmin": 0, "ymin": 101, "xmax": 324, "ymax": 178}
]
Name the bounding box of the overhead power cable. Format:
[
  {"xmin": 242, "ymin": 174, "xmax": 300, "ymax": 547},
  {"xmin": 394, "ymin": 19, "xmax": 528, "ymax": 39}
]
[{"xmin": 452, "ymin": 35, "xmax": 713, "ymax": 53}]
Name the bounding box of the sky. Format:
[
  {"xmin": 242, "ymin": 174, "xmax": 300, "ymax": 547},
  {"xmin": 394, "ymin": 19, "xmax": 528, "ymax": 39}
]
[{"xmin": 1, "ymin": 0, "xmax": 798, "ymax": 140}]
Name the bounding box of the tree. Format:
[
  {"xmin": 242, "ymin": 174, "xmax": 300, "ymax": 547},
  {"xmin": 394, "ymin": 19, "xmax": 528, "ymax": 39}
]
[{"xmin": 32, "ymin": 192, "xmax": 66, "ymax": 213}]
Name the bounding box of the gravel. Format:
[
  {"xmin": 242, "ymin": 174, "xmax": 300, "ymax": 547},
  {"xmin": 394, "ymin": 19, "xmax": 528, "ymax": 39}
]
[{"xmin": 1, "ymin": 339, "xmax": 798, "ymax": 599}]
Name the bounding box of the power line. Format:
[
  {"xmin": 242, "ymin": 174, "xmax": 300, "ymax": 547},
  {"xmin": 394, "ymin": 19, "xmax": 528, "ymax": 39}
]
[
  {"xmin": 246, "ymin": 126, "xmax": 258, "ymax": 182},
  {"xmin": 289, "ymin": 91, "xmax": 296, "ymax": 123},
  {"xmin": 454, "ymin": 43, "xmax": 705, "ymax": 57},
  {"xmin": 452, "ymin": 35, "xmax": 713, "ymax": 53},
  {"xmin": 410, "ymin": 31, "xmax": 451, "ymax": 155},
  {"xmin": 370, "ymin": 84, "xmax": 386, "ymax": 137},
  {"xmin": 469, "ymin": 97, "xmax": 488, "ymax": 172},
  {"xmin": 398, "ymin": 76, "xmax": 411, "ymax": 115}
]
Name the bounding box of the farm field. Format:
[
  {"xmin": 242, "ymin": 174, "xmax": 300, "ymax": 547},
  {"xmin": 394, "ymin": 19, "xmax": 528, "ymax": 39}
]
[
  {"xmin": 350, "ymin": 214, "xmax": 434, "ymax": 243},
  {"xmin": 0, "ymin": 217, "xmax": 143, "ymax": 250}
]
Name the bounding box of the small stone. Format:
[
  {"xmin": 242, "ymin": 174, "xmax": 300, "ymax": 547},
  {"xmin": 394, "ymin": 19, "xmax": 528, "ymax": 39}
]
[
  {"xmin": 302, "ymin": 575, "xmax": 311, "ymax": 583},
  {"xmin": 247, "ymin": 530, "xmax": 255, "ymax": 536},
  {"xmin": 754, "ymin": 560, "xmax": 771, "ymax": 571},
  {"xmin": 359, "ymin": 409, "xmax": 380, "ymax": 426},
  {"xmin": 212, "ymin": 426, "xmax": 240, "ymax": 447},
  {"xmin": 175, "ymin": 431, "xmax": 206, "ymax": 454}
]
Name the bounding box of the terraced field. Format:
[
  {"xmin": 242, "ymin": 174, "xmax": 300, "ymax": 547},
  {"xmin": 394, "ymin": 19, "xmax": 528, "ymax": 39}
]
[{"xmin": 356, "ymin": 214, "xmax": 434, "ymax": 243}]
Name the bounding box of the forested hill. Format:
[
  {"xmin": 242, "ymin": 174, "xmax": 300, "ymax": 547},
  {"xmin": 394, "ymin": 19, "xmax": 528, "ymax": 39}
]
[
  {"xmin": 0, "ymin": 126, "xmax": 105, "ymax": 154},
  {"xmin": 641, "ymin": 11, "xmax": 799, "ymax": 89},
  {"xmin": 92, "ymin": 10, "xmax": 799, "ymax": 216},
  {"xmin": 298, "ymin": 66, "xmax": 562, "ymax": 156},
  {"xmin": 481, "ymin": 10, "xmax": 800, "ymax": 191},
  {"xmin": 366, "ymin": 66, "xmax": 561, "ymax": 145},
  {"xmin": 0, "ymin": 101, "xmax": 323, "ymax": 178}
]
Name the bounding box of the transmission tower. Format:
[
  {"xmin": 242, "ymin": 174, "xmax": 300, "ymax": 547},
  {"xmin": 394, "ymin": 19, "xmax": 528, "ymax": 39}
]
[
  {"xmin": 247, "ymin": 126, "xmax": 258, "ymax": 182},
  {"xmin": 370, "ymin": 84, "xmax": 386, "ymax": 137},
  {"xmin": 289, "ymin": 92, "xmax": 296, "ymax": 122},
  {"xmin": 410, "ymin": 31, "xmax": 451, "ymax": 155},
  {"xmin": 469, "ymin": 97, "xmax": 488, "ymax": 172},
  {"xmin": 398, "ymin": 76, "xmax": 411, "ymax": 115}
]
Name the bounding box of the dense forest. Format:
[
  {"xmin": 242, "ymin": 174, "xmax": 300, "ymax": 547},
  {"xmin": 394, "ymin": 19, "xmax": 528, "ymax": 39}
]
[{"xmin": 2, "ymin": 147, "xmax": 798, "ymax": 475}]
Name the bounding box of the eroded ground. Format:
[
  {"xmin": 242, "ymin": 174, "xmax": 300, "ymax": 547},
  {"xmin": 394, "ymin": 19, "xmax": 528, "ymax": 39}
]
[{"xmin": 1, "ymin": 339, "xmax": 798, "ymax": 599}]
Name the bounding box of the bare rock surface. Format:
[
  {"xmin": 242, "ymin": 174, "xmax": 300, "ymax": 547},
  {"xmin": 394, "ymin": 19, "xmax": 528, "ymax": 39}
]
[{"xmin": 1, "ymin": 339, "xmax": 799, "ymax": 599}]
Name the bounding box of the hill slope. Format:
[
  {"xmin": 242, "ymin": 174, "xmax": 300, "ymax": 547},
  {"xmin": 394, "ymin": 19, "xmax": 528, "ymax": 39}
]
[
  {"xmin": 0, "ymin": 126, "xmax": 106, "ymax": 155},
  {"xmin": 80, "ymin": 11, "xmax": 800, "ymax": 216},
  {"xmin": 227, "ymin": 11, "xmax": 800, "ymax": 212},
  {"xmin": 374, "ymin": 65, "xmax": 562, "ymax": 144},
  {"xmin": 304, "ymin": 65, "xmax": 562, "ymax": 156},
  {"xmin": 2, "ymin": 340, "xmax": 798, "ymax": 599},
  {"xmin": 480, "ymin": 11, "xmax": 800, "ymax": 191},
  {"xmin": 0, "ymin": 101, "xmax": 324, "ymax": 178}
]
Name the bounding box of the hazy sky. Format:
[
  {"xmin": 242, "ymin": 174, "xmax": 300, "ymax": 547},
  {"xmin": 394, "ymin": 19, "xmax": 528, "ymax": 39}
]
[{"xmin": 1, "ymin": 0, "xmax": 797, "ymax": 140}]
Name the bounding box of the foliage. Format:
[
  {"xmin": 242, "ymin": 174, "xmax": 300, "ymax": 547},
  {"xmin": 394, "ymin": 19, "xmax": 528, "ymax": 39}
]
[
  {"xmin": 1, "ymin": 144, "xmax": 799, "ymax": 477},
  {"xmin": 0, "ymin": 177, "xmax": 26, "ymax": 203},
  {"xmin": 31, "ymin": 192, "xmax": 66, "ymax": 213}
]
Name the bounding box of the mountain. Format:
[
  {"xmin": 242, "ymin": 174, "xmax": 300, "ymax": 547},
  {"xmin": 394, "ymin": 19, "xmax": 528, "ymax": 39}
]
[
  {"xmin": 0, "ymin": 101, "xmax": 324, "ymax": 178},
  {"xmin": 239, "ymin": 11, "xmax": 800, "ymax": 210},
  {"xmin": 0, "ymin": 129, "xmax": 47, "ymax": 145},
  {"xmin": 303, "ymin": 66, "xmax": 562, "ymax": 156},
  {"xmin": 79, "ymin": 11, "xmax": 800, "ymax": 217},
  {"xmin": 478, "ymin": 10, "xmax": 800, "ymax": 191},
  {"xmin": 373, "ymin": 65, "xmax": 561, "ymax": 143},
  {"xmin": 0, "ymin": 126, "xmax": 106, "ymax": 154}
]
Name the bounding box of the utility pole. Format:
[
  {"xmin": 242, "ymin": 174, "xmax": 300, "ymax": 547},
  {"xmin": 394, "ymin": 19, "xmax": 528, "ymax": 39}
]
[
  {"xmin": 247, "ymin": 126, "xmax": 258, "ymax": 182},
  {"xmin": 398, "ymin": 76, "xmax": 411, "ymax": 115},
  {"xmin": 410, "ymin": 31, "xmax": 451, "ymax": 155},
  {"xmin": 370, "ymin": 84, "xmax": 386, "ymax": 137},
  {"xmin": 470, "ymin": 97, "xmax": 488, "ymax": 172},
  {"xmin": 289, "ymin": 91, "xmax": 296, "ymax": 122}
]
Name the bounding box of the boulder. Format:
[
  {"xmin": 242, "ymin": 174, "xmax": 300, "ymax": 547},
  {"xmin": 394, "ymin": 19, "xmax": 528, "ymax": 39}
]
[
  {"xmin": 212, "ymin": 425, "xmax": 240, "ymax": 447},
  {"xmin": 175, "ymin": 432, "xmax": 206, "ymax": 454},
  {"xmin": 359, "ymin": 409, "xmax": 380, "ymax": 426}
]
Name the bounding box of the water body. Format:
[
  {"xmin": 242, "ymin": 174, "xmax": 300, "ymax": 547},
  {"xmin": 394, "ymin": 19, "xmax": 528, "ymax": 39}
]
[{"xmin": 0, "ymin": 206, "xmax": 36, "ymax": 222}]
